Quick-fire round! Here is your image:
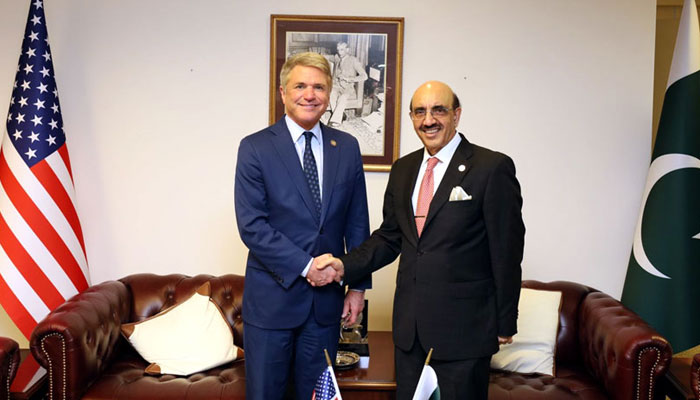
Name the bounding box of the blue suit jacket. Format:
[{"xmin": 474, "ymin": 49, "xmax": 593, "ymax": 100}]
[{"xmin": 235, "ymin": 117, "xmax": 370, "ymax": 329}]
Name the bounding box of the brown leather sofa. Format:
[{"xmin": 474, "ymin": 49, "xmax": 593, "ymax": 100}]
[
  {"xmin": 1, "ymin": 336, "xmax": 20, "ymax": 400},
  {"xmin": 31, "ymin": 274, "xmax": 246, "ymax": 400},
  {"xmin": 489, "ymin": 280, "xmax": 672, "ymax": 400},
  {"xmin": 28, "ymin": 274, "xmax": 672, "ymax": 400}
]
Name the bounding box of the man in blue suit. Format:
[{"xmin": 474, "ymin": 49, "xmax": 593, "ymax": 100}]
[{"xmin": 234, "ymin": 52, "xmax": 370, "ymax": 400}]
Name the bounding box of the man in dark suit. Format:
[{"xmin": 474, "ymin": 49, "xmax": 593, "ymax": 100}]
[
  {"xmin": 316, "ymin": 81, "xmax": 525, "ymax": 399},
  {"xmin": 234, "ymin": 52, "xmax": 370, "ymax": 400}
]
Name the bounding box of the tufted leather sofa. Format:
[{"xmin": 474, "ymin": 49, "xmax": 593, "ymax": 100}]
[
  {"xmin": 488, "ymin": 280, "xmax": 672, "ymax": 400},
  {"xmin": 0, "ymin": 336, "xmax": 20, "ymax": 400},
  {"xmin": 30, "ymin": 273, "xmax": 246, "ymax": 400},
  {"xmin": 28, "ymin": 275, "xmax": 673, "ymax": 400}
]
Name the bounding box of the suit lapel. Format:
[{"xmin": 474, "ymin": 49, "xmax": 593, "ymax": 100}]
[
  {"xmin": 423, "ymin": 135, "xmax": 474, "ymax": 231},
  {"xmin": 320, "ymin": 125, "xmax": 340, "ymax": 225},
  {"xmin": 268, "ymin": 118, "xmax": 319, "ymax": 224}
]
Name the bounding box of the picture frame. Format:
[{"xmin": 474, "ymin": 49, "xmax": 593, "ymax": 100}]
[{"xmin": 270, "ymin": 15, "xmax": 404, "ymax": 171}]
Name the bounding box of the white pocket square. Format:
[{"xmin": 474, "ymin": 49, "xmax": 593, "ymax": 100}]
[{"xmin": 449, "ymin": 186, "xmax": 472, "ymax": 201}]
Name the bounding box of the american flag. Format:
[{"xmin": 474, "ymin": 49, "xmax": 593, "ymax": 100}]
[
  {"xmin": 0, "ymin": 0, "xmax": 89, "ymax": 339},
  {"xmin": 311, "ymin": 366, "xmax": 342, "ymax": 400}
]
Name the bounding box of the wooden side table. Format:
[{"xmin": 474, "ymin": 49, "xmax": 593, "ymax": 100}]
[
  {"xmin": 662, "ymin": 356, "xmax": 695, "ymax": 400},
  {"xmin": 336, "ymin": 331, "xmax": 396, "ymax": 399}
]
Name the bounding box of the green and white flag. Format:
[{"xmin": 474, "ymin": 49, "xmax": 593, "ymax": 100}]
[
  {"xmin": 412, "ymin": 364, "xmax": 440, "ymax": 400},
  {"xmin": 621, "ymin": 0, "xmax": 700, "ymax": 353}
]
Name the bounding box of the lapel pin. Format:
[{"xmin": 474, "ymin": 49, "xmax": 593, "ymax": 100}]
[
  {"xmin": 458, "ymin": 164, "xmax": 466, "ymax": 172},
  {"xmin": 330, "ymin": 140, "xmax": 337, "ymax": 147}
]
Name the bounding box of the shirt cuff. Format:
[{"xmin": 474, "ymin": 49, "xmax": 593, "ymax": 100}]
[{"xmin": 300, "ymin": 258, "xmax": 313, "ymax": 278}]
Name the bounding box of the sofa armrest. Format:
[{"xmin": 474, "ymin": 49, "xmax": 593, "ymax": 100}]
[
  {"xmin": 0, "ymin": 337, "xmax": 20, "ymax": 400},
  {"xmin": 577, "ymin": 292, "xmax": 672, "ymax": 400},
  {"xmin": 692, "ymin": 353, "xmax": 699, "ymax": 399},
  {"xmin": 30, "ymin": 281, "xmax": 130, "ymax": 400}
]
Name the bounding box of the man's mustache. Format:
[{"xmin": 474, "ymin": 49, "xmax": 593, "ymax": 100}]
[{"xmin": 421, "ymin": 123, "xmax": 442, "ymax": 131}]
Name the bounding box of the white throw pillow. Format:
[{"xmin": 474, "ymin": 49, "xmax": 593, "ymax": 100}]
[
  {"xmin": 490, "ymin": 288, "xmax": 562, "ymax": 375},
  {"xmin": 121, "ymin": 281, "xmax": 243, "ymax": 375}
]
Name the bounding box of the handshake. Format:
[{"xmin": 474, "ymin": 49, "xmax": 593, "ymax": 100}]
[{"xmin": 305, "ymin": 254, "xmax": 345, "ymax": 287}]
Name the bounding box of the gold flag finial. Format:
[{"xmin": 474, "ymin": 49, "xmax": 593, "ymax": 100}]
[
  {"xmin": 323, "ymin": 348, "xmax": 333, "ymax": 367},
  {"xmin": 425, "ymin": 348, "xmax": 434, "ymax": 365}
]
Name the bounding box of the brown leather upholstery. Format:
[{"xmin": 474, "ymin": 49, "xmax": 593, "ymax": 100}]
[
  {"xmin": 29, "ymin": 275, "xmax": 672, "ymax": 400},
  {"xmin": 0, "ymin": 336, "xmax": 20, "ymax": 400},
  {"xmin": 692, "ymin": 353, "xmax": 700, "ymax": 399},
  {"xmin": 30, "ymin": 274, "xmax": 245, "ymax": 400},
  {"xmin": 489, "ymin": 280, "xmax": 672, "ymax": 400}
]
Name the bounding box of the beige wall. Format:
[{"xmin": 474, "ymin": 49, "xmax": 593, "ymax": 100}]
[{"xmin": 0, "ymin": 0, "xmax": 656, "ymax": 347}]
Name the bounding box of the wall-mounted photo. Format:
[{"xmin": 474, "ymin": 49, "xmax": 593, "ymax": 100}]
[{"xmin": 270, "ymin": 15, "xmax": 404, "ymax": 171}]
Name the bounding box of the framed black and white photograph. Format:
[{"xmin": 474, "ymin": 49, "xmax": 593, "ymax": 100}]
[{"xmin": 270, "ymin": 15, "xmax": 404, "ymax": 171}]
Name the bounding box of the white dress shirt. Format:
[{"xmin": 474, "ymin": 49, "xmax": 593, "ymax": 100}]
[
  {"xmin": 285, "ymin": 115, "xmax": 323, "ymax": 196},
  {"xmin": 411, "ymin": 133, "xmax": 462, "ymax": 213}
]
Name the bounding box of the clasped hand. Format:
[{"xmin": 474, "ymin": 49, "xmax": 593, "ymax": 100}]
[{"xmin": 305, "ymin": 253, "xmax": 345, "ymax": 287}]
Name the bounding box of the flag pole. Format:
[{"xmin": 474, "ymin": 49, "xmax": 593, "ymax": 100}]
[
  {"xmin": 324, "ymin": 348, "xmax": 333, "ymax": 367},
  {"xmin": 413, "ymin": 348, "xmax": 440, "ymax": 399}
]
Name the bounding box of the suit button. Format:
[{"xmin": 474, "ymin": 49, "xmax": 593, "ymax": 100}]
[
  {"xmin": 319, "ymin": 228, "xmax": 324, "ymax": 234},
  {"xmin": 417, "ymin": 251, "xmax": 424, "ymax": 256}
]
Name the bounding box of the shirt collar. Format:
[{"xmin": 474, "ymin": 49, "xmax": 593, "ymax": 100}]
[
  {"xmin": 285, "ymin": 115, "xmax": 323, "ymax": 144},
  {"xmin": 422, "ymin": 132, "xmax": 462, "ymax": 165}
]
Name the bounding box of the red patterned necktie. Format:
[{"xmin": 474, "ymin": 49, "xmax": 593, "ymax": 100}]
[{"xmin": 415, "ymin": 157, "xmax": 439, "ymax": 237}]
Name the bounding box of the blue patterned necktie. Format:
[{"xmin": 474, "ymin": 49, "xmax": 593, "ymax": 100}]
[{"xmin": 303, "ymin": 131, "xmax": 322, "ymax": 219}]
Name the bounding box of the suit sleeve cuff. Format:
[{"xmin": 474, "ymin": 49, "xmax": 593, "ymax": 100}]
[{"xmin": 300, "ymin": 258, "xmax": 313, "ymax": 278}]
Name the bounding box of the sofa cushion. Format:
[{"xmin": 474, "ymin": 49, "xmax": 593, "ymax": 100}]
[
  {"xmin": 491, "ymin": 288, "xmax": 562, "ymax": 375},
  {"xmin": 489, "ymin": 365, "xmax": 607, "ymax": 400},
  {"xmin": 81, "ymin": 347, "xmax": 246, "ymax": 400},
  {"xmin": 121, "ymin": 282, "xmax": 242, "ymax": 375}
]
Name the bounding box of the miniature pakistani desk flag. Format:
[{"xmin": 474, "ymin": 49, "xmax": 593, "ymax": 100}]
[{"xmin": 412, "ymin": 348, "xmax": 440, "ymax": 400}]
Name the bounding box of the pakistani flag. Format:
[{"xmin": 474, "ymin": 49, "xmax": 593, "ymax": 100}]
[
  {"xmin": 621, "ymin": 0, "xmax": 700, "ymax": 353},
  {"xmin": 412, "ymin": 364, "xmax": 440, "ymax": 400}
]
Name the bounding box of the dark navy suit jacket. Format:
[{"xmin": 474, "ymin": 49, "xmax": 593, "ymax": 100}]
[{"xmin": 235, "ymin": 117, "xmax": 370, "ymax": 329}]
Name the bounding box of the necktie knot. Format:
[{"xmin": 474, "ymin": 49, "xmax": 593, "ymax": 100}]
[
  {"xmin": 303, "ymin": 131, "xmax": 314, "ymax": 144},
  {"xmin": 426, "ymin": 157, "xmax": 439, "ymax": 171}
]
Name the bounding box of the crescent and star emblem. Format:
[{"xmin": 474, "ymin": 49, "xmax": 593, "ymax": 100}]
[{"xmin": 632, "ymin": 153, "xmax": 700, "ymax": 279}]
